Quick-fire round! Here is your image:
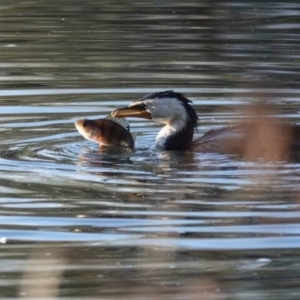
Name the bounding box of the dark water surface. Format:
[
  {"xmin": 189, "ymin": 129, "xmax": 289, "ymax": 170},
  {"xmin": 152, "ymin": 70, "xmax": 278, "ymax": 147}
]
[{"xmin": 1, "ymin": 1, "xmax": 300, "ymax": 299}]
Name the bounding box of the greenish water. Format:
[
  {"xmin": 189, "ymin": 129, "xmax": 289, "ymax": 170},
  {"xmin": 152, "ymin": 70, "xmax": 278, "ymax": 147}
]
[{"xmin": 0, "ymin": 1, "xmax": 300, "ymax": 299}]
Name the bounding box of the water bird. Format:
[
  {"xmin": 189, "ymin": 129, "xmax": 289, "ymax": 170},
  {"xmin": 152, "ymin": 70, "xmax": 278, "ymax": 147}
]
[
  {"xmin": 111, "ymin": 90, "xmax": 300, "ymax": 160},
  {"xmin": 75, "ymin": 116, "xmax": 135, "ymax": 148}
]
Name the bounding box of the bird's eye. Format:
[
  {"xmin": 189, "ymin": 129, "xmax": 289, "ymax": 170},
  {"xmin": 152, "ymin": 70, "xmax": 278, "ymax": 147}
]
[
  {"xmin": 139, "ymin": 103, "xmax": 148, "ymax": 110},
  {"xmin": 82, "ymin": 121, "xmax": 87, "ymax": 127}
]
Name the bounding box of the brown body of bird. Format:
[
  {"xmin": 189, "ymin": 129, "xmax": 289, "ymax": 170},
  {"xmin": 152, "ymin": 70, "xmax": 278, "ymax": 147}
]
[{"xmin": 75, "ymin": 116, "xmax": 134, "ymax": 148}]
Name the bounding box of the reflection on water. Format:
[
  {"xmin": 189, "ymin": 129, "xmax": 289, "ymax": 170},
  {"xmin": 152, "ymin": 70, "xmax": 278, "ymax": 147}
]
[{"xmin": 0, "ymin": 0, "xmax": 300, "ymax": 299}]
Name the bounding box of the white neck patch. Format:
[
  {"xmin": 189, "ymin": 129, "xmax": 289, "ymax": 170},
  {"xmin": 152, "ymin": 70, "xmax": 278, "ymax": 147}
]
[
  {"xmin": 132, "ymin": 97, "xmax": 190, "ymax": 148},
  {"xmin": 155, "ymin": 113, "xmax": 188, "ymax": 148},
  {"xmin": 144, "ymin": 97, "xmax": 188, "ymax": 148},
  {"xmin": 155, "ymin": 125, "xmax": 174, "ymax": 148}
]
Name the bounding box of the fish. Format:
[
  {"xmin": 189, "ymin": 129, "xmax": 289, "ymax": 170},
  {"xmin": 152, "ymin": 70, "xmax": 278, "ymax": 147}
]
[{"xmin": 75, "ymin": 116, "xmax": 135, "ymax": 148}]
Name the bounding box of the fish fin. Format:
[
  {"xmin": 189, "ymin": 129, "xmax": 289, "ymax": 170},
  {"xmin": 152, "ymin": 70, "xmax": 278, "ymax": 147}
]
[
  {"xmin": 105, "ymin": 115, "xmax": 130, "ymax": 132},
  {"xmin": 131, "ymin": 133, "xmax": 137, "ymax": 141}
]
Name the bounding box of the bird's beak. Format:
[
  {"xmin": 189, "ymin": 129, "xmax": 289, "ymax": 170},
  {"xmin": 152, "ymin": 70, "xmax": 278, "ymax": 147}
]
[{"xmin": 111, "ymin": 107, "xmax": 152, "ymax": 119}]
